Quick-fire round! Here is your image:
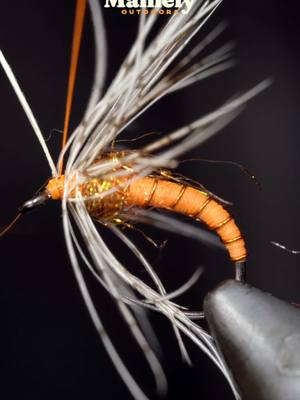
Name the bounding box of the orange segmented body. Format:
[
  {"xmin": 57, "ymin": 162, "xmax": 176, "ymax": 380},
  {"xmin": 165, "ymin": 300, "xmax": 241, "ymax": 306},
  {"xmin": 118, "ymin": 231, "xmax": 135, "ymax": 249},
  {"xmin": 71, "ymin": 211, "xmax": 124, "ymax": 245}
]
[
  {"xmin": 46, "ymin": 173, "xmax": 247, "ymax": 263},
  {"xmin": 125, "ymin": 177, "xmax": 247, "ymax": 263}
]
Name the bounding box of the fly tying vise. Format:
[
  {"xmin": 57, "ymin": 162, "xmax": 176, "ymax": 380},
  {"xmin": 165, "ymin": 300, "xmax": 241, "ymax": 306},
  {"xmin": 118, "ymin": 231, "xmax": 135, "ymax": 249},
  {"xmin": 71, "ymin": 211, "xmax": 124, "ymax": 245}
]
[{"xmin": 0, "ymin": 1, "xmax": 268, "ymax": 399}]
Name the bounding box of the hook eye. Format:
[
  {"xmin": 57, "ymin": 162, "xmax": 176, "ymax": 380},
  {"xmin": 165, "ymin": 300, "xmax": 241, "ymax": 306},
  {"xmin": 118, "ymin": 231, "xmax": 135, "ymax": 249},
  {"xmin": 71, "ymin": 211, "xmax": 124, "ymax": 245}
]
[{"xmin": 19, "ymin": 191, "xmax": 51, "ymax": 214}]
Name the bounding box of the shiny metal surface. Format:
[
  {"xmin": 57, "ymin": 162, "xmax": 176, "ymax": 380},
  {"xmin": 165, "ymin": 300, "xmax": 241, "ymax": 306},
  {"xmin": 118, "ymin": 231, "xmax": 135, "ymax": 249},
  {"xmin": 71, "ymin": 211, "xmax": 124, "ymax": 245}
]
[{"xmin": 204, "ymin": 280, "xmax": 300, "ymax": 400}]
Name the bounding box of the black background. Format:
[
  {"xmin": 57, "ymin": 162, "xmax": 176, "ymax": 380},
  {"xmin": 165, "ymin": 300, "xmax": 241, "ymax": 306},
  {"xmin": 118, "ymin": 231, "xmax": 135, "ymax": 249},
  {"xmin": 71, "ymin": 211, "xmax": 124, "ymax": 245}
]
[{"xmin": 0, "ymin": 1, "xmax": 299, "ymax": 399}]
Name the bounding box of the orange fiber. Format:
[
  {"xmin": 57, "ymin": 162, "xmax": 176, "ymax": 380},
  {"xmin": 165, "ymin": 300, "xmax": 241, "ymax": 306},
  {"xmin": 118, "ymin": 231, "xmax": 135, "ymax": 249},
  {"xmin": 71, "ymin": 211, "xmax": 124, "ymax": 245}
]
[
  {"xmin": 46, "ymin": 175, "xmax": 247, "ymax": 263},
  {"xmin": 59, "ymin": 0, "xmax": 88, "ymax": 175}
]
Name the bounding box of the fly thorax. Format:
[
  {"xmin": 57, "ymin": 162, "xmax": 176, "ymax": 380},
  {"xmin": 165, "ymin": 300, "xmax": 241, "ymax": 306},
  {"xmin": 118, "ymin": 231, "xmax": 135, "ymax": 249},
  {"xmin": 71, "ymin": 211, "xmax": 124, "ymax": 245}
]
[{"xmin": 80, "ymin": 177, "xmax": 128, "ymax": 220}]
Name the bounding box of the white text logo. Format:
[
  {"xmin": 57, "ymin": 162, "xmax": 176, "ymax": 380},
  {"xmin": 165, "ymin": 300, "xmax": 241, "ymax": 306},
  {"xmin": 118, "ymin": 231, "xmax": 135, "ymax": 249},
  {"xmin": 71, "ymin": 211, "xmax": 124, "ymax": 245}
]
[{"xmin": 104, "ymin": 0, "xmax": 193, "ymax": 15}]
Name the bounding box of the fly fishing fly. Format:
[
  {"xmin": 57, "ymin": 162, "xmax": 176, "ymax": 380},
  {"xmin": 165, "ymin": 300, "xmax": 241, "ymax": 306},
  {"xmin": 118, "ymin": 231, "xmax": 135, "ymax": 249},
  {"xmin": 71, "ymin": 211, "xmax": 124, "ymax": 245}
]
[{"xmin": 0, "ymin": 1, "xmax": 268, "ymax": 399}]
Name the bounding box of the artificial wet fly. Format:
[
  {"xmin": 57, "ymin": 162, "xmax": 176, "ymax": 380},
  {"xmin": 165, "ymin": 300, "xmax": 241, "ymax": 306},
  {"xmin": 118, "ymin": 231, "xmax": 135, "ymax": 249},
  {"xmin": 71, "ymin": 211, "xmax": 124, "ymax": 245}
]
[
  {"xmin": 0, "ymin": 1, "xmax": 268, "ymax": 399},
  {"xmin": 24, "ymin": 159, "xmax": 247, "ymax": 280}
]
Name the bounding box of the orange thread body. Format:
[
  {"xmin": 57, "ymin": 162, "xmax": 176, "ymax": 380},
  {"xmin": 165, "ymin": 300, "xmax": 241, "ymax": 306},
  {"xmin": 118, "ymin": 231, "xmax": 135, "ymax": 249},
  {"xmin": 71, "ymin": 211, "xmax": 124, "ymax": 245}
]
[
  {"xmin": 46, "ymin": 175, "xmax": 247, "ymax": 262},
  {"xmin": 125, "ymin": 177, "xmax": 247, "ymax": 262},
  {"xmin": 46, "ymin": 176, "xmax": 66, "ymax": 200}
]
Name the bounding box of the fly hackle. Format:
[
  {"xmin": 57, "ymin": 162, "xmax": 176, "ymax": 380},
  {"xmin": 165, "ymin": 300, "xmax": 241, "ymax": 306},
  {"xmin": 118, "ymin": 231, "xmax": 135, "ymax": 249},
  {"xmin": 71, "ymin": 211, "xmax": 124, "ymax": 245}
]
[{"xmin": 19, "ymin": 190, "xmax": 51, "ymax": 214}]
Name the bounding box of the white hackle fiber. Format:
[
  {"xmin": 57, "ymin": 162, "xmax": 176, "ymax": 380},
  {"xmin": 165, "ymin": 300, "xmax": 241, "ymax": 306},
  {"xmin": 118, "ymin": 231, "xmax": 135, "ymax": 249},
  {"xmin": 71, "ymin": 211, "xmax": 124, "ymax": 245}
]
[
  {"xmin": 85, "ymin": 0, "xmax": 107, "ymax": 116},
  {"xmin": 0, "ymin": 0, "xmax": 272, "ymax": 399},
  {"xmin": 60, "ymin": 2, "xmax": 247, "ymax": 399},
  {"xmin": 0, "ymin": 50, "xmax": 57, "ymax": 176},
  {"xmin": 123, "ymin": 209, "xmax": 225, "ymax": 249},
  {"xmin": 271, "ymin": 241, "xmax": 300, "ymax": 254}
]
